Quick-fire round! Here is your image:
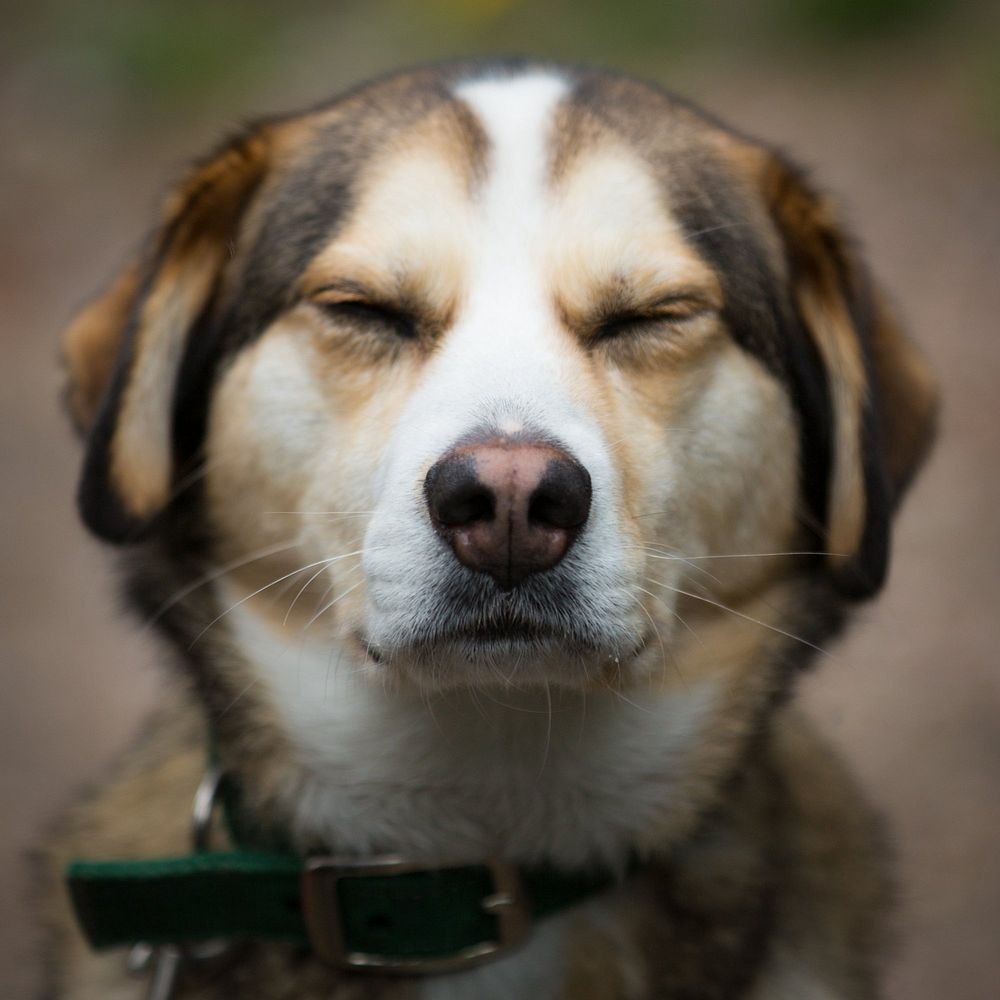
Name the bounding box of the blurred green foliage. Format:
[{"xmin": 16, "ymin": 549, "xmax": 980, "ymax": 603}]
[
  {"xmin": 13, "ymin": 2, "xmax": 289, "ymax": 106},
  {"xmin": 7, "ymin": 0, "xmax": 997, "ymax": 137},
  {"xmin": 773, "ymin": 0, "xmax": 941, "ymax": 40},
  {"xmin": 970, "ymin": 36, "xmax": 1000, "ymax": 144}
]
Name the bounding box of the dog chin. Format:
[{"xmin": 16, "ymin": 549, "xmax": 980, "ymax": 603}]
[{"xmin": 358, "ymin": 625, "xmax": 648, "ymax": 692}]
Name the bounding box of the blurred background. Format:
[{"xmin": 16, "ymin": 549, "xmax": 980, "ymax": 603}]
[{"xmin": 2, "ymin": 0, "xmax": 998, "ymax": 996}]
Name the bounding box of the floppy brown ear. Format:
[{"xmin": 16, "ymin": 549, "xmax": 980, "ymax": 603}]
[
  {"xmin": 62, "ymin": 129, "xmax": 270, "ymax": 543},
  {"xmin": 62, "ymin": 262, "xmax": 141, "ymax": 436},
  {"xmin": 764, "ymin": 157, "xmax": 938, "ymax": 598}
]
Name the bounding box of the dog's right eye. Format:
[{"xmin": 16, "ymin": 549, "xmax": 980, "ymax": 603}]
[{"xmin": 315, "ymin": 299, "xmax": 417, "ymax": 340}]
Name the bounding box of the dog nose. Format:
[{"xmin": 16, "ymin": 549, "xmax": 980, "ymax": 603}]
[{"xmin": 425, "ymin": 439, "xmax": 592, "ymax": 590}]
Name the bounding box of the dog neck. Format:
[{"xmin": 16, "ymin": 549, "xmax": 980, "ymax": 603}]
[{"xmin": 217, "ymin": 597, "xmax": 739, "ymax": 871}]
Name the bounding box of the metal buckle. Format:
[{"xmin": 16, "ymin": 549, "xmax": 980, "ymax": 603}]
[{"xmin": 301, "ymin": 855, "xmax": 532, "ymax": 973}]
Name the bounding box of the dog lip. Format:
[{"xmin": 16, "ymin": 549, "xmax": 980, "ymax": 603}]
[
  {"xmin": 364, "ymin": 615, "xmax": 601, "ymax": 657},
  {"xmin": 404, "ymin": 618, "xmax": 608, "ymax": 657},
  {"xmin": 444, "ymin": 619, "xmax": 550, "ymax": 643},
  {"xmin": 356, "ymin": 625, "xmax": 563, "ymax": 665},
  {"xmin": 419, "ymin": 623, "xmax": 554, "ymax": 647}
]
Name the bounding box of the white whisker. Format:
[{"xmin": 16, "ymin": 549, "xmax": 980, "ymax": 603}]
[
  {"xmin": 536, "ymin": 680, "xmax": 553, "ymax": 780},
  {"xmin": 603, "ymin": 679, "xmax": 655, "ymax": 715},
  {"xmin": 189, "ymin": 554, "xmax": 360, "ymax": 648},
  {"xmin": 632, "ymin": 585, "xmax": 685, "ymax": 685},
  {"xmin": 685, "ymin": 220, "xmax": 752, "ymax": 239},
  {"xmin": 303, "ymin": 579, "xmax": 365, "ymax": 632},
  {"xmin": 219, "ymin": 677, "xmax": 260, "ymax": 718},
  {"xmin": 281, "ymin": 550, "xmax": 366, "ymax": 625},
  {"xmin": 151, "ymin": 539, "xmax": 301, "ymax": 623},
  {"xmin": 638, "ymin": 579, "xmax": 705, "ymax": 650},
  {"xmin": 646, "ymin": 577, "xmax": 830, "ymax": 658},
  {"xmin": 659, "ymin": 550, "xmax": 839, "ymax": 562},
  {"xmin": 629, "ymin": 544, "xmax": 720, "ymax": 584}
]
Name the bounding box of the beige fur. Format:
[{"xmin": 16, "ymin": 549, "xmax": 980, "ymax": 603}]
[{"xmin": 48, "ymin": 61, "xmax": 936, "ymax": 999}]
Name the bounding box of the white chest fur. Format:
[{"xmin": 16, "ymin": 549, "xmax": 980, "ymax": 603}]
[
  {"xmin": 226, "ymin": 598, "xmax": 711, "ymax": 999},
  {"xmin": 227, "ymin": 599, "xmax": 718, "ymax": 871}
]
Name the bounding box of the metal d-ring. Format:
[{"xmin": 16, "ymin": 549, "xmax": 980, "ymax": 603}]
[
  {"xmin": 191, "ymin": 764, "xmax": 224, "ymax": 853},
  {"xmin": 128, "ymin": 766, "xmax": 229, "ymax": 1000}
]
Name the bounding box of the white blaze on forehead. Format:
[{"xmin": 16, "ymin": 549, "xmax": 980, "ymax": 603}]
[
  {"xmin": 375, "ymin": 71, "xmax": 584, "ymax": 468},
  {"xmin": 402, "ymin": 71, "xmax": 578, "ymax": 430},
  {"xmin": 455, "ymin": 72, "xmax": 569, "ymax": 254}
]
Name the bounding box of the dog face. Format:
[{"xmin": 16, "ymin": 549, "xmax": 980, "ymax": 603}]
[{"xmin": 64, "ymin": 63, "xmax": 936, "ymax": 700}]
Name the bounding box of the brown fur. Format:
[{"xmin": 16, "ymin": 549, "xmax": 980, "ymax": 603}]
[
  {"xmin": 62, "ymin": 263, "xmax": 140, "ymax": 434},
  {"xmin": 762, "ymin": 155, "xmax": 939, "ymax": 589},
  {"xmin": 47, "ymin": 61, "xmax": 936, "ymax": 999},
  {"xmin": 43, "ymin": 694, "xmax": 887, "ymax": 1000},
  {"xmin": 42, "ymin": 699, "xmax": 414, "ymax": 1000}
]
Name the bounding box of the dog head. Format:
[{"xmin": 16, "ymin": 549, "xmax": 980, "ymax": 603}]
[{"xmin": 63, "ymin": 62, "xmax": 937, "ymax": 697}]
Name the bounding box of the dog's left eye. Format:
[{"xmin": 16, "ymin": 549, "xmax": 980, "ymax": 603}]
[{"xmin": 594, "ymin": 299, "xmax": 710, "ymax": 342}]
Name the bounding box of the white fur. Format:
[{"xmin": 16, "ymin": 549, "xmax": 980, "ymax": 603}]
[
  {"xmin": 220, "ymin": 75, "xmax": 721, "ymax": 996},
  {"xmin": 228, "ymin": 595, "xmax": 719, "ymax": 868},
  {"xmin": 361, "ymin": 71, "xmax": 646, "ymax": 682},
  {"xmin": 217, "ymin": 70, "xmax": 793, "ymax": 868},
  {"xmin": 215, "ymin": 68, "xmax": 797, "ymax": 997},
  {"xmin": 227, "ymin": 595, "xmax": 718, "ymax": 998},
  {"xmin": 749, "ymin": 947, "xmax": 847, "ymax": 1000}
]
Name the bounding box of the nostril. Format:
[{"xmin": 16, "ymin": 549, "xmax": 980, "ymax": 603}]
[
  {"xmin": 528, "ymin": 488, "xmax": 567, "ymax": 528},
  {"xmin": 425, "ymin": 455, "xmax": 496, "ymax": 528},
  {"xmin": 437, "ymin": 482, "xmax": 494, "ymax": 527},
  {"xmin": 529, "ymin": 459, "xmax": 592, "ymax": 531}
]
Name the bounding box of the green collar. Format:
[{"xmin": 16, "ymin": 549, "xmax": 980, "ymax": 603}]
[{"xmin": 65, "ymin": 770, "xmax": 630, "ymax": 974}]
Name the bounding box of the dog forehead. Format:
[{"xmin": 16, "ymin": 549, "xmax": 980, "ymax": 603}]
[
  {"xmin": 298, "ymin": 70, "xmax": 721, "ymax": 318},
  {"xmin": 234, "ymin": 66, "xmax": 778, "ymax": 330},
  {"xmin": 301, "ymin": 72, "xmax": 571, "ymax": 294}
]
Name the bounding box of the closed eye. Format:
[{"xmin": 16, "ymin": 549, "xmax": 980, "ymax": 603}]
[
  {"xmin": 593, "ymin": 298, "xmax": 712, "ymax": 342},
  {"xmin": 314, "ymin": 298, "xmax": 417, "ymax": 340}
]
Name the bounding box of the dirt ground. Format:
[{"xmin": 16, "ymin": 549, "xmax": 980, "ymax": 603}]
[{"xmin": 2, "ymin": 42, "xmax": 998, "ymax": 1000}]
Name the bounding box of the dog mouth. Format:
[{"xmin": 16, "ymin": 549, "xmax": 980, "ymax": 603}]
[
  {"xmin": 357, "ymin": 611, "xmax": 636, "ymax": 671},
  {"xmin": 433, "ymin": 613, "xmax": 553, "ymax": 644},
  {"xmin": 359, "ymin": 561, "xmax": 646, "ymax": 678},
  {"xmin": 358, "ymin": 613, "xmax": 598, "ymax": 660}
]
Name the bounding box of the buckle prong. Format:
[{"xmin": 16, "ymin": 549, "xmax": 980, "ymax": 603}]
[{"xmin": 482, "ymin": 891, "xmax": 516, "ymax": 912}]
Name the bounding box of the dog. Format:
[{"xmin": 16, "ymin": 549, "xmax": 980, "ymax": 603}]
[{"xmin": 46, "ymin": 59, "xmax": 937, "ymax": 999}]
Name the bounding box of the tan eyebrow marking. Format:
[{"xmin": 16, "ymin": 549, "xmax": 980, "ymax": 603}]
[
  {"xmin": 300, "ymin": 261, "xmax": 403, "ymax": 302},
  {"xmin": 303, "ymin": 261, "xmax": 457, "ymax": 323},
  {"xmin": 308, "ymin": 278, "xmax": 375, "ymax": 301},
  {"xmin": 548, "ymin": 98, "xmax": 605, "ymax": 185},
  {"xmin": 298, "ymin": 95, "xmax": 489, "ymax": 320}
]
